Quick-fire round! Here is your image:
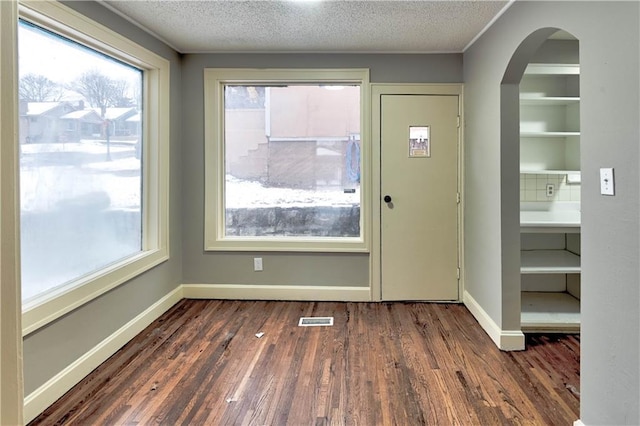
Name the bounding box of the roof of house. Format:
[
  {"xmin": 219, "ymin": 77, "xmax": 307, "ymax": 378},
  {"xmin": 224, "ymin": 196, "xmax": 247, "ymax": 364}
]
[
  {"xmin": 94, "ymin": 107, "xmax": 137, "ymax": 120},
  {"xmin": 60, "ymin": 109, "xmax": 102, "ymax": 122},
  {"xmin": 125, "ymin": 112, "xmax": 141, "ymax": 123},
  {"xmin": 26, "ymin": 102, "xmax": 64, "ymax": 116}
]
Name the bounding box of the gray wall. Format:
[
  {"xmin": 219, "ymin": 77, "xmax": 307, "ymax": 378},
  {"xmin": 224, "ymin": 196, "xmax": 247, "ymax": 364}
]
[
  {"xmin": 181, "ymin": 53, "xmax": 462, "ymax": 287},
  {"xmin": 23, "ymin": 2, "xmax": 640, "ymax": 424},
  {"xmin": 463, "ymin": 1, "xmax": 639, "ymax": 423},
  {"xmin": 23, "ymin": 1, "xmax": 183, "ymax": 395}
]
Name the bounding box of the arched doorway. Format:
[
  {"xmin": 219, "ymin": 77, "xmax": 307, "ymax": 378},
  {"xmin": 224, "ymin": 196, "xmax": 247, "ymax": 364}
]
[{"xmin": 501, "ymin": 28, "xmax": 581, "ymax": 336}]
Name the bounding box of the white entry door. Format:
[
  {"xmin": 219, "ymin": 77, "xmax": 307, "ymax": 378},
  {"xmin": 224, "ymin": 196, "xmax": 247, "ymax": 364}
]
[{"xmin": 381, "ymin": 94, "xmax": 460, "ymax": 301}]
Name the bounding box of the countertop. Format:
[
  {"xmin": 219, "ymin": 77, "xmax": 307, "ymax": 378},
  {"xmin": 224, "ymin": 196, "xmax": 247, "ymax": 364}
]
[{"xmin": 520, "ymin": 210, "xmax": 581, "ymax": 228}]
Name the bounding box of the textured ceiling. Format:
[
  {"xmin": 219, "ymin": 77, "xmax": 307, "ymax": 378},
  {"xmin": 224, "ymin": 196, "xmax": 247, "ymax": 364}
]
[{"xmin": 101, "ymin": 0, "xmax": 511, "ymax": 54}]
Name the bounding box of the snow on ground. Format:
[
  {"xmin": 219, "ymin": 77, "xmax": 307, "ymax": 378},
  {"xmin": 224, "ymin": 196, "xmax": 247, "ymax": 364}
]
[
  {"xmin": 20, "ymin": 141, "xmax": 360, "ymax": 212},
  {"xmin": 226, "ymin": 175, "xmax": 359, "ymax": 208},
  {"xmin": 20, "ymin": 140, "xmax": 140, "ymax": 212}
]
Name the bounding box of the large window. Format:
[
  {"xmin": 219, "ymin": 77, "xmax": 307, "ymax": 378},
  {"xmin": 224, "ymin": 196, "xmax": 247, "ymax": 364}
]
[
  {"xmin": 19, "ymin": 19, "xmax": 143, "ymax": 301},
  {"xmin": 20, "ymin": 2, "xmax": 169, "ymax": 334},
  {"xmin": 204, "ymin": 69, "xmax": 370, "ymax": 252}
]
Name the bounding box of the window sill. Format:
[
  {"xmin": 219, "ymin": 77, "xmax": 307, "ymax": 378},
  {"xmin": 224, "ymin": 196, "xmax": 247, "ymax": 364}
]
[
  {"xmin": 205, "ymin": 237, "xmax": 369, "ymax": 253},
  {"xmin": 22, "ymin": 248, "xmax": 168, "ymax": 336}
]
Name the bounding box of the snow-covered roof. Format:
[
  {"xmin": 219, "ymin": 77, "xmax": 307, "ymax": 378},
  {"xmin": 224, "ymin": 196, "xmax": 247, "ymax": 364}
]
[
  {"xmin": 125, "ymin": 112, "xmax": 141, "ymax": 122},
  {"xmin": 26, "ymin": 102, "xmax": 63, "ymax": 116},
  {"xmin": 93, "ymin": 107, "xmax": 137, "ymax": 120},
  {"xmin": 60, "ymin": 109, "xmax": 102, "ymax": 122}
]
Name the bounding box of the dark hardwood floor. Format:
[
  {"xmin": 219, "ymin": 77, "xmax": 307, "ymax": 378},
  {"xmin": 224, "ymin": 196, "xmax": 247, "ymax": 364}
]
[{"xmin": 30, "ymin": 300, "xmax": 580, "ymax": 425}]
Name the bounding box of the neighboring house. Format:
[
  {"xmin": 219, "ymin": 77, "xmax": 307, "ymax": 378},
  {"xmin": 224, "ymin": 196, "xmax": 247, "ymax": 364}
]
[
  {"xmin": 19, "ymin": 101, "xmax": 138, "ymax": 143},
  {"xmin": 18, "ymin": 102, "xmax": 140, "ymax": 145},
  {"xmin": 126, "ymin": 112, "xmax": 142, "ymax": 158},
  {"xmin": 125, "ymin": 112, "xmax": 141, "ymax": 137},
  {"xmin": 59, "ymin": 109, "xmax": 103, "ymax": 142},
  {"xmin": 95, "ymin": 107, "xmax": 139, "ymax": 137},
  {"xmin": 20, "ymin": 101, "xmax": 75, "ymax": 143}
]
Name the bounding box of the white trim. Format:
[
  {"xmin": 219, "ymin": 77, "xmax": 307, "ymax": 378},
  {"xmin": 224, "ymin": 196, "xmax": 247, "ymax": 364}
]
[
  {"xmin": 573, "ymin": 420, "xmax": 584, "ymax": 426},
  {"xmin": 183, "ymin": 284, "xmax": 371, "ymax": 302},
  {"xmin": 23, "ymin": 286, "xmax": 183, "ymax": 424},
  {"xmin": 463, "ymin": 0, "xmax": 516, "ymax": 52},
  {"xmin": 19, "ymin": 1, "xmax": 171, "ymax": 335},
  {"xmin": 20, "ymin": 1, "xmax": 164, "ymax": 70},
  {"xmin": 203, "ymin": 68, "xmax": 370, "ymax": 253},
  {"xmin": 463, "ymin": 290, "xmax": 525, "ymax": 351},
  {"xmin": 0, "ymin": 1, "xmax": 25, "ymax": 424}
]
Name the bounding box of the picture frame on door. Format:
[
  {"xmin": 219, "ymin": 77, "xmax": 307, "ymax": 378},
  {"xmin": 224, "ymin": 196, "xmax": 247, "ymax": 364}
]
[{"xmin": 409, "ymin": 125, "xmax": 430, "ymax": 158}]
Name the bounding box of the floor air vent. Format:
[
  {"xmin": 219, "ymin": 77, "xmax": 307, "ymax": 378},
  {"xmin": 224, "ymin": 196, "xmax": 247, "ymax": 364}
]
[{"xmin": 298, "ymin": 317, "xmax": 334, "ymax": 327}]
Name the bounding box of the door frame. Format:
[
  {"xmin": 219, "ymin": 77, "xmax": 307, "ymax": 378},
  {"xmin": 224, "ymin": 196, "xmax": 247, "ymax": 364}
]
[{"xmin": 369, "ymin": 84, "xmax": 465, "ymax": 302}]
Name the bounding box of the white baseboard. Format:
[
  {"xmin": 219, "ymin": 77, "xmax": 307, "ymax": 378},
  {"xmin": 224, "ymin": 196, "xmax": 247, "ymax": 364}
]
[
  {"xmin": 573, "ymin": 420, "xmax": 584, "ymax": 426},
  {"xmin": 463, "ymin": 290, "xmax": 525, "ymax": 351},
  {"xmin": 23, "ymin": 286, "xmax": 184, "ymax": 424},
  {"xmin": 182, "ymin": 283, "xmax": 371, "ymax": 302}
]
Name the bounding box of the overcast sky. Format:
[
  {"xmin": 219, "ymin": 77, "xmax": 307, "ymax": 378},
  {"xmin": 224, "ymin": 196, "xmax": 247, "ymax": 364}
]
[{"xmin": 18, "ymin": 20, "xmax": 140, "ymax": 100}]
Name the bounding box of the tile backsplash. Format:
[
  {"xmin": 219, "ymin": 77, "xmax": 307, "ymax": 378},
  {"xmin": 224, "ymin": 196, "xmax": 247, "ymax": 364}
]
[{"xmin": 520, "ymin": 173, "xmax": 581, "ymax": 202}]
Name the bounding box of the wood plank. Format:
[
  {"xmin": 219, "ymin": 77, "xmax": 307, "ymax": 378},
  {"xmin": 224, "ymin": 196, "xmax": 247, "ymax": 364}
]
[{"xmin": 29, "ymin": 300, "xmax": 580, "ymax": 425}]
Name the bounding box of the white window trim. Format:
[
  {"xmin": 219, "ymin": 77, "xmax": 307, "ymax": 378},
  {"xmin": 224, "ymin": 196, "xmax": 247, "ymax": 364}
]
[
  {"xmin": 204, "ymin": 68, "xmax": 370, "ymax": 252},
  {"xmin": 19, "ymin": 1, "xmax": 170, "ymax": 336}
]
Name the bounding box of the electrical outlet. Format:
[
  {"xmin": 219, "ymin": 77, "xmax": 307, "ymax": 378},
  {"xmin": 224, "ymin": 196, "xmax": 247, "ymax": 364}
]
[
  {"xmin": 546, "ymin": 184, "xmax": 554, "ymax": 197},
  {"xmin": 253, "ymin": 257, "xmax": 263, "ymax": 271}
]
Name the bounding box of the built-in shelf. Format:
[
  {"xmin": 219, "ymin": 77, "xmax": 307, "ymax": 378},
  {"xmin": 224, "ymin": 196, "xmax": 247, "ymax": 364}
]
[
  {"xmin": 520, "ymin": 96, "xmax": 580, "ymax": 106},
  {"xmin": 521, "ymin": 131, "xmax": 580, "ymax": 137},
  {"xmin": 521, "ymin": 224, "xmax": 580, "ymax": 234},
  {"xmin": 519, "ymin": 169, "xmax": 581, "ymax": 175},
  {"xmin": 521, "ymin": 292, "xmax": 580, "ymax": 332},
  {"xmin": 520, "ymin": 210, "xmax": 580, "ymax": 228},
  {"xmin": 521, "ymin": 250, "xmax": 581, "ymax": 274},
  {"xmin": 524, "ymin": 63, "xmax": 580, "ymax": 75},
  {"xmin": 519, "ymin": 52, "xmax": 581, "ymax": 334}
]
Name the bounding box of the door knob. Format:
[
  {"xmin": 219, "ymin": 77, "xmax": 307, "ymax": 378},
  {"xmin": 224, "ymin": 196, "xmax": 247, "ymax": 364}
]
[{"xmin": 384, "ymin": 195, "xmax": 392, "ymax": 203}]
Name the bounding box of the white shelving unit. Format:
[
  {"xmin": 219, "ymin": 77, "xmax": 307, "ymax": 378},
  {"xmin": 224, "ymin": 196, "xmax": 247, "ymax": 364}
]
[
  {"xmin": 520, "ymin": 63, "xmax": 580, "ymax": 176},
  {"xmin": 521, "ymin": 250, "xmax": 580, "ymax": 274},
  {"xmin": 520, "ymin": 224, "xmax": 581, "ymax": 332},
  {"xmin": 520, "ymin": 61, "xmax": 581, "ymax": 333},
  {"xmin": 521, "ymin": 292, "xmax": 580, "ymax": 332}
]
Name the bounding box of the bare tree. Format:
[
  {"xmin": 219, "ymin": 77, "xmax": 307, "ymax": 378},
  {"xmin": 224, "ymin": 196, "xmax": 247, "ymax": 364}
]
[
  {"xmin": 19, "ymin": 73, "xmax": 62, "ymax": 102},
  {"xmin": 112, "ymin": 79, "xmax": 136, "ymax": 108},
  {"xmin": 71, "ymin": 70, "xmax": 134, "ymax": 161},
  {"xmin": 71, "ymin": 70, "xmax": 133, "ymax": 117},
  {"xmin": 132, "ymin": 83, "xmax": 142, "ymax": 110}
]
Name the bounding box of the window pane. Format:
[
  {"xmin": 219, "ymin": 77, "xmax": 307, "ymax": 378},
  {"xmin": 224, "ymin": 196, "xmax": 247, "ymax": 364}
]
[
  {"xmin": 18, "ymin": 21, "xmax": 143, "ymax": 302},
  {"xmin": 224, "ymin": 84, "xmax": 361, "ymax": 238}
]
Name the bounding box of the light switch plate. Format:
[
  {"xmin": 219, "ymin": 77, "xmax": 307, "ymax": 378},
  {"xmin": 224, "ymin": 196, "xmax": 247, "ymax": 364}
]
[{"xmin": 600, "ymin": 168, "xmax": 615, "ymax": 196}]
